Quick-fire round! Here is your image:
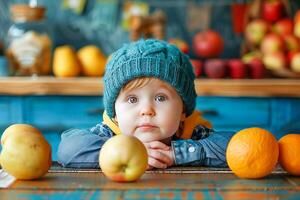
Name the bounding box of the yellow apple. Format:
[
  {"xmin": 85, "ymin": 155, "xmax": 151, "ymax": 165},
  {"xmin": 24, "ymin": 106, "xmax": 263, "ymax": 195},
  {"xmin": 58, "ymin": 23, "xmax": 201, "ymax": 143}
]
[
  {"xmin": 99, "ymin": 135, "xmax": 148, "ymax": 182},
  {"xmin": 0, "ymin": 124, "xmax": 52, "ymax": 180},
  {"xmin": 1, "ymin": 124, "xmax": 42, "ymax": 145},
  {"xmin": 291, "ymin": 52, "xmax": 300, "ymax": 73},
  {"xmin": 263, "ymin": 51, "xmax": 286, "ymax": 70},
  {"xmin": 53, "ymin": 45, "xmax": 81, "ymax": 77},
  {"xmin": 77, "ymin": 45, "xmax": 107, "ymax": 77}
]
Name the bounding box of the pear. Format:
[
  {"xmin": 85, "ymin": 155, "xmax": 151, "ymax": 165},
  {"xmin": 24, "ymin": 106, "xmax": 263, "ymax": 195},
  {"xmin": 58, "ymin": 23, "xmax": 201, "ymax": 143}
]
[
  {"xmin": 0, "ymin": 124, "xmax": 52, "ymax": 180},
  {"xmin": 53, "ymin": 45, "xmax": 81, "ymax": 77},
  {"xmin": 77, "ymin": 45, "xmax": 106, "ymax": 77}
]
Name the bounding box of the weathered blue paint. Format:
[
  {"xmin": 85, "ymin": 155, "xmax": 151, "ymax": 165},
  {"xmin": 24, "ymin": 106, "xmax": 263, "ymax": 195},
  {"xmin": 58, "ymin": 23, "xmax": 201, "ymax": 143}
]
[{"xmin": 1, "ymin": 95, "xmax": 300, "ymax": 160}]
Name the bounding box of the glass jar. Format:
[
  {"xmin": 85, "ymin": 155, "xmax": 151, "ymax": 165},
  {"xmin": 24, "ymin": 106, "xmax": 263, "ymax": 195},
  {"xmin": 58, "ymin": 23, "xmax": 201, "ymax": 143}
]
[{"xmin": 5, "ymin": 4, "xmax": 52, "ymax": 76}]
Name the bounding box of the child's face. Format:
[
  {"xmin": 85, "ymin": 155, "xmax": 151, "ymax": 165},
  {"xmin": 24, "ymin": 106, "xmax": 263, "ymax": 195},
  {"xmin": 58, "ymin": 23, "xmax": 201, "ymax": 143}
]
[{"xmin": 114, "ymin": 78, "xmax": 184, "ymax": 143}]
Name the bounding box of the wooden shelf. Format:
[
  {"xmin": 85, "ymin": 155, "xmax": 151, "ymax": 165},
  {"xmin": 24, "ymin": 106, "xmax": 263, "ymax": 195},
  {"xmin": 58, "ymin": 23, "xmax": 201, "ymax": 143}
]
[{"xmin": 0, "ymin": 77, "xmax": 300, "ymax": 97}]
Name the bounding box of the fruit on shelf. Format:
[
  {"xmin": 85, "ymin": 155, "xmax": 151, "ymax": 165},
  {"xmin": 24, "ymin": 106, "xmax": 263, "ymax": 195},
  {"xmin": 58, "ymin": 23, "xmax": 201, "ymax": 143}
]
[
  {"xmin": 189, "ymin": 59, "xmax": 202, "ymax": 77},
  {"xmin": 99, "ymin": 134, "xmax": 148, "ymax": 182},
  {"xmin": 263, "ymin": 51, "xmax": 287, "ymax": 70},
  {"xmin": 290, "ymin": 52, "xmax": 300, "ymax": 73},
  {"xmin": 260, "ymin": 33, "xmax": 285, "ymax": 54},
  {"xmin": 247, "ymin": 58, "xmax": 266, "ymax": 79},
  {"xmin": 287, "ymin": 50, "xmax": 298, "ymax": 64},
  {"xmin": 204, "ymin": 59, "xmax": 227, "ymax": 79},
  {"xmin": 53, "ymin": 45, "xmax": 81, "ymax": 77},
  {"xmin": 273, "ymin": 18, "xmax": 294, "ymax": 36},
  {"xmin": 283, "ymin": 34, "xmax": 300, "ymax": 51},
  {"xmin": 227, "ymin": 59, "xmax": 247, "ymax": 79},
  {"xmin": 294, "ymin": 22, "xmax": 300, "ymax": 38},
  {"xmin": 77, "ymin": 45, "xmax": 107, "ymax": 77},
  {"xmin": 242, "ymin": 51, "xmax": 263, "ymax": 64},
  {"xmin": 262, "ymin": 0, "xmax": 284, "ymax": 23},
  {"xmin": 294, "ymin": 11, "xmax": 300, "ymax": 37},
  {"xmin": 245, "ymin": 19, "xmax": 269, "ymax": 45},
  {"xmin": 168, "ymin": 38, "xmax": 189, "ymax": 54},
  {"xmin": 193, "ymin": 30, "xmax": 224, "ymax": 58},
  {"xmin": 295, "ymin": 10, "xmax": 300, "ymax": 23},
  {"xmin": 0, "ymin": 124, "xmax": 52, "ymax": 180}
]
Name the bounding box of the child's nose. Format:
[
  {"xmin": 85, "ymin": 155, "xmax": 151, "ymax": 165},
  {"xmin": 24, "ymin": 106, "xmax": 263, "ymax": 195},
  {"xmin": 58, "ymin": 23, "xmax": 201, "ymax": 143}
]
[{"xmin": 140, "ymin": 105, "xmax": 155, "ymax": 117}]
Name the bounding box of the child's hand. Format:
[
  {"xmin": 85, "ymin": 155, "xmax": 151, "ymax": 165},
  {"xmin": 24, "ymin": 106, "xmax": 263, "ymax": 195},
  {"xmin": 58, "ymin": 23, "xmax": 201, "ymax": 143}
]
[{"xmin": 143, "ymin": 141, "xmax": 174, "ymax": 169}]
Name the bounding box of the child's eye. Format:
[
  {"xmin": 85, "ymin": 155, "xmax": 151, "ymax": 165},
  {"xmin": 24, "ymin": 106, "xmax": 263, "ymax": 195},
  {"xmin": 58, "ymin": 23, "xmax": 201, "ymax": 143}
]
[
  {"xmin": 155, "ymin": 95, "xmax": 167, "ymax": 102},
  {"xmin": 127, "ymin": 96, "xmax": 138, "ymax": 104}
]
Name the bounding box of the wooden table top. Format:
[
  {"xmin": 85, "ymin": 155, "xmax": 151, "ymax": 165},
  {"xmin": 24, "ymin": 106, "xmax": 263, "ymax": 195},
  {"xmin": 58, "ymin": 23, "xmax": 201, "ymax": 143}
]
[
  {"xmin": 1, "ymin": 77, "xmax": 300, "ymax": 97},
  {"xmin": 1, "ymin": 163, "xmax": 300, "ymax": 200}
]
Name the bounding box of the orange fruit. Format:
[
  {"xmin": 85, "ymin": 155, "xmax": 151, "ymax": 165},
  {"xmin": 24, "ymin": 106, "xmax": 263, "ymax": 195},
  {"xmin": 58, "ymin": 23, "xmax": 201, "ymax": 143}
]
[
  {"xmin": 278, "ymin": 134, "xmax": 300, "ymax": 176},
  {"xmin": 226, "ymin": 127, "xmax": 279, "ymax": 179}
]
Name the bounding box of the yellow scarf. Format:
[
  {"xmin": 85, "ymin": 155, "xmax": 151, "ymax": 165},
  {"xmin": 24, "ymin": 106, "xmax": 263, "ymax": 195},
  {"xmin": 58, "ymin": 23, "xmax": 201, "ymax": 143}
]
[{"xmin": 102, "ymin": 110, "xmax": 212, "ymax": 139}]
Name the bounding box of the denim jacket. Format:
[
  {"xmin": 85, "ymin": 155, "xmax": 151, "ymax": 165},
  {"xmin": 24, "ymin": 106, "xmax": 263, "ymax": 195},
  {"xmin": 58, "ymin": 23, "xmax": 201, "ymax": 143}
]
[{"xmin": 57, "ymin": 123, "xmax": 235, "ymax": 169}]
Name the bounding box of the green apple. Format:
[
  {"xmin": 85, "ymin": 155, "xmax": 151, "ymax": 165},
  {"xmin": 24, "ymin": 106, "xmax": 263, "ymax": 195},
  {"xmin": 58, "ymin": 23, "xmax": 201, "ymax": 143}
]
[
  {"xmin": 245, "ymin": 19, "xmax": 269, "ymax": 45},
  {"xmin": 242, "ymin": 51, "xmax": 263, "ymax": 64},
  {"xmin": 99, "ymin": 134, "xmax": 148, "ymax": 182},
  {"xmin": 283, "ymin": 35, "xmax": 300, "ymax": 52}
]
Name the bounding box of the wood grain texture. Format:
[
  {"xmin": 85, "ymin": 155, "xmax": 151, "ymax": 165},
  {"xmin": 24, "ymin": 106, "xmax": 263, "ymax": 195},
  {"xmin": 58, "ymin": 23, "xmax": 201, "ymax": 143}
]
[
  {"xmin": 1, "ymin": 77, "xmax": 300, "ymax": 97},
  {"xmin": 2, "ymin": 169, "xmax": 299, "ymax": 200},
  {"xmin": 1, "ymin": 164, "xmax": 299, "ymax": 199}
]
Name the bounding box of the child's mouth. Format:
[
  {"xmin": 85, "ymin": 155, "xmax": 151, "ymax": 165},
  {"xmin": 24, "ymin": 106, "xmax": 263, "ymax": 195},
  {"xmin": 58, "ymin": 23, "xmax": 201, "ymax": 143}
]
[{"xmin": 137, "ymin": 124, "xmax": 157, "ymax": 131}]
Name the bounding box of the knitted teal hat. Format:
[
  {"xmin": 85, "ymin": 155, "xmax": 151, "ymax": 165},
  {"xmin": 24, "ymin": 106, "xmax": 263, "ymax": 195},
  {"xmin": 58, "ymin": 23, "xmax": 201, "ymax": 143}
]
[{"xmin": 104, "ymin": 39, "xmax": 196, "ymax": 118}]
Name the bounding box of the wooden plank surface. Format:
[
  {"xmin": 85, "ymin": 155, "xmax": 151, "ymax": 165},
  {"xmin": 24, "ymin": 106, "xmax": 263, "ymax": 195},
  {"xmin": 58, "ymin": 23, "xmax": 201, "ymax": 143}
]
[
  {"xmin": 1, "ymin": 164, "xmax": 300, "ymax": 200},
  {"xmin": 3, "ymin": 171, "xmax": 300, "ymax": 200},
  {"xmin": 0, "ymin": 77, "xmax": 300, "ymax": 97}
]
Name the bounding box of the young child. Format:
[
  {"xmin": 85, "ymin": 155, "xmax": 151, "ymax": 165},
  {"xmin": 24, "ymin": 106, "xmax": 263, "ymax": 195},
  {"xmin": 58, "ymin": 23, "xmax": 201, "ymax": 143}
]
[{"xmin": 57, "ymin": 39, "xmax": 234, "ymax": 169}]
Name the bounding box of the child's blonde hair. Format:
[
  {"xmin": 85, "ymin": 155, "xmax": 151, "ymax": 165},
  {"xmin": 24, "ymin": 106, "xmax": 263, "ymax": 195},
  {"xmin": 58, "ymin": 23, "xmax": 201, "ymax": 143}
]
[{"xmin": 121, "ymin": 77, "xmax": 153, "ymax": 92}]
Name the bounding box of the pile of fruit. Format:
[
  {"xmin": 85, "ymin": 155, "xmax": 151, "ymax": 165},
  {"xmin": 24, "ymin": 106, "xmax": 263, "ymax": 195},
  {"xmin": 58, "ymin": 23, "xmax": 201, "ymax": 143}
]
[
  {"xmin": 170, "ymin": 31, "xmax": 265, "ymax": 79},
  {"xmin": 244, "ymin": 0, "xmax": 300, "ymax": 77},
  {"xmin": 52, "ymin": 45, "xmax": 107, "ymax": 77}
]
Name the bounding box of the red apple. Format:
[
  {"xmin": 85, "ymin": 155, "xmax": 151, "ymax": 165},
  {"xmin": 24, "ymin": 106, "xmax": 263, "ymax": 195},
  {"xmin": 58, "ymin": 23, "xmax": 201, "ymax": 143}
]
[
  {"xmin": 99, "ymin": 135, "xmax": 148, "ymax": 182},
  {"xmin": 262, "ymin": 0, "xmax": 284, "ymax": 23},
  {"xmin": 290, "ymin": 52, "xmax": 300, "ymax": 72},
  {"xmin": 273, "ymin": 18, "xmax": 294, "ymax": 36},
  {"xmin": 168, "ymin": 38, "xmax": 189, "ymax": 54},
  {"xmin": 189, "ymin": 59, "xmax": 202, "ymax": 77},
  {"xmin": 248, "ymin": 58, "xmax": 266, "ymax": 79},
  {"xmin": 283, "ymin": 35, "xmax": 300, "ymax": 51},
  {"xmin": 261, "ymin": 33, "xmax": 285, "ymax": 54},
  {"xmin": 204, "ymin": 59, "xmax": 227, "ymax": 78},
  {"xmin": 193, "ymin": 30, "xmax": 224, "ymax": 58},
  {"xmin": 263, "ymin": 51, "xmax": 287, "ymax": 70},
  {"xmin": 227, "ymin": 59, "xmax": 247, "ymax": 79},
  {"xmin": 245, "ymin": 19, "xmax": 269, "ymax": 45}
]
